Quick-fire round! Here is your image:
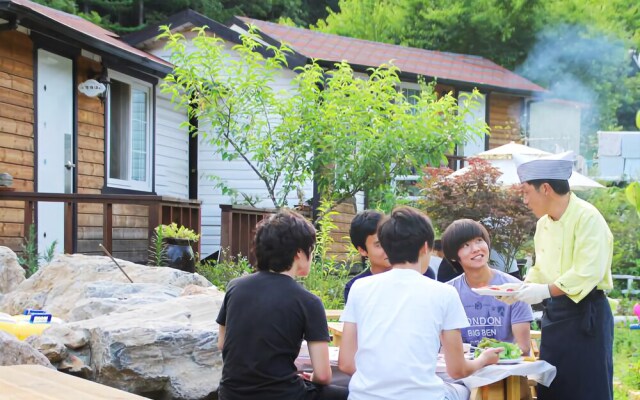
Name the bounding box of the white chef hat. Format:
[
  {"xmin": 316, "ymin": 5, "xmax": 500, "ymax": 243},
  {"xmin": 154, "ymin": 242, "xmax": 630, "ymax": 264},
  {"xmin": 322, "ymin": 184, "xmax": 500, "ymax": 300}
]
[{"xmin": 514, "ymin": 151, "xmax": 575, "ymax": 183}]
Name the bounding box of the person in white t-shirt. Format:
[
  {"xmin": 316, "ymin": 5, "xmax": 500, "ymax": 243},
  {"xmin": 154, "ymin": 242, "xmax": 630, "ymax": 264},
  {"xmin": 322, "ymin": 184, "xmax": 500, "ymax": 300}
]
[{"xmin": 338, "ymin": 206, "xmax": 502, "ymax": 400}]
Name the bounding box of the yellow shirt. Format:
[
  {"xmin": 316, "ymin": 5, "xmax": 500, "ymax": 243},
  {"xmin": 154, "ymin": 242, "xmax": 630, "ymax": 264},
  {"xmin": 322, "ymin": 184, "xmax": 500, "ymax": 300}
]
[{"xmin": 525, "ymin": 193, "xmax": 613, "ymax": 303}]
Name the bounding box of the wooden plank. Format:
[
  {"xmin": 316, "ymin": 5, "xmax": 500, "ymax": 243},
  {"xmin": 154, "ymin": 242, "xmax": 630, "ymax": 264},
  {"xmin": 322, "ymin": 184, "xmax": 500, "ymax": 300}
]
[
  {"xmin": 78, "ymin": 122, "xmax": 105, "ymax": 139},
  {"xmin": 78, "ymin": 239, "xmax": 117, "ymax": 254},
  {"xmin": 2, "ymin": 178, "xmax": 33, "ymax": 191},
  {"xmin": 113, "ymin": 238, "xmax": 148, "ymax": 250},
  {"xmin": 78, "ymin": 226, "xmax": 103, "ymax": 240},
  {"xmin": 78, "ymin": 203, "xmax": 103, "ymax": 214},
  {"xmin": 0, "ymin": 208, "xmax": 23, "ymax": 223},
  {"xmin": 78, "ymin": 96, "xmax": 104, "ymax": 114},
  {"xmin": 0, "ymin": 162, "xmax": 34, "ymax": 180},
  {"xmin": 0, "ymin": 148, "xmax": 34, "ymax": 166},
  {"xmin": 0, "ymin": 364, "xmax": 148, "ymax": 399},
  {"xmin": 0, "ymin": 31, "xmax": 34, "ymax": 63},
  {"xmin": 113, "ymin": 204, "xmax": 148, "ymax": 216},
  {"xmin": 0, "ymin": 71, "xmax": 33, "ymax": 94},
  {"xmin": 0, "ymin": 102, "xmax": 33, "ymax": 123},
  {"xmin": 78, "ymin": 175, "xmax": 105, "ymax": 191},
  {"xmin": 78, "ymin": 148, "xmax": 104, "ymax": 164},
  {"xmin": 78, "ymin": 109, "xmax": 105, "ymax": 126},
  {"xmin": 113, "ymin": 215, "xmax": 148, "ymax": 228},
  {"xmin": 0, "ymin": 57, "xmax": 32, "ymax": 79},
  {"xmin": 0, "ymin": 116, "xmax": 33, "ymax": 137},
  {"xmin": 0, "ymin": 237, "xmax": 23, "ymax": 251},
  {"xmin": 0, "ymin": 132, "xmax": 34, "ymax": 151},
  {"xmin": 0, "ymin": 86, "xmax": 32, "ymax": 108},
  {"xmin": 78, "ymin": 135, "xmax": 104, "ymax": 152},
  {"xmin": 112, "ymin": 228, "xmax": 148, "ymax": 240},
  {"xmin": 0, "ymin": 222, "xmax": 22, "ymax": 236},
  {"xmin": 0, "ymin": 200, "xmax": 26, "ymax": 209},
  {"xmin": 78, "ymin": 162, "xmax": 104, "ymax": 177},
  {"xmin": 78, "ymin": 213, "xmax": 103, "ymax": 227}
]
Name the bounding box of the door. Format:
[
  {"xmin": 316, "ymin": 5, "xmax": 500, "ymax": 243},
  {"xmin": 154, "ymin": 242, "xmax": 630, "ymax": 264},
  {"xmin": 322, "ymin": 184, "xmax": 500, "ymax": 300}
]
[{"xmin": 36, "ymin": 49, "xmax": 74, "ymax": 255}]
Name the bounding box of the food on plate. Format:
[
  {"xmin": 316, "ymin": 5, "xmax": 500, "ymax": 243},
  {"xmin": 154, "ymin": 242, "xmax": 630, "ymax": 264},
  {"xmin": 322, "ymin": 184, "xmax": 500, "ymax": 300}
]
[
  {"xmin": 474, "ymin": 337, "xmax": 523, "ymax": 360},
  {"xmin": 484, "ymin": 283, "xmax": 522, "ymax": 291}
]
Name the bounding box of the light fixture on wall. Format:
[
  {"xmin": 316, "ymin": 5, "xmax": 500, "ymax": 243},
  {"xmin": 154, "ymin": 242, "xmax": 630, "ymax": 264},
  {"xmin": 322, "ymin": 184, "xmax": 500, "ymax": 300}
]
[{"xmin": 78, "ymin": 65, "xmax": 109, "ymax": 98}]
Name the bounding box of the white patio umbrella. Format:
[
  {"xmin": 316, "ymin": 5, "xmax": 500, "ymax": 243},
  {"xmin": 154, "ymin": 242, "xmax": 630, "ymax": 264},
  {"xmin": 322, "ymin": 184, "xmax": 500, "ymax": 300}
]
[{"xmin": 449, "ymin": 142, "xmax": 605, "ymax": 190}]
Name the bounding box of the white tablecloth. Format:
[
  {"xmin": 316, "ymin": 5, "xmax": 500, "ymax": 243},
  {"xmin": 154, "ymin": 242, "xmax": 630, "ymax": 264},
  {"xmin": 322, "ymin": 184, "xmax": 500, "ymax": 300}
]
[{"xmin": 458, "ymin": 360, "xmax": 556, "ymax": 389}]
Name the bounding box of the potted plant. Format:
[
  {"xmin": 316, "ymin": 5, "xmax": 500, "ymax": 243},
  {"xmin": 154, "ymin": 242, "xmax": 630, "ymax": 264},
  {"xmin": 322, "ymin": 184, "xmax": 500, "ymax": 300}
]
[{"xmin": 153, "ymin": 223, "xmax": 200, "ymax": 273}]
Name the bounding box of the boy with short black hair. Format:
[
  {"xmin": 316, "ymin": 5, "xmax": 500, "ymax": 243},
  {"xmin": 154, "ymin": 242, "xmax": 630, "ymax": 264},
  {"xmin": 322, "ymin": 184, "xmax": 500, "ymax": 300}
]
[
  {"xmin": 338, "ymin": 206, "xmax": 501, "ymax": 400},
  {"xmin": 343, "ymin": 210, "xmax": 392, "ymax": 302},
  {"xmin": 344, "ymin": 209, "xmax": 435, "ymax": 302},
  {"xmin": 216, "ymin": 209, "xmax": 348, "ymax": 400}
]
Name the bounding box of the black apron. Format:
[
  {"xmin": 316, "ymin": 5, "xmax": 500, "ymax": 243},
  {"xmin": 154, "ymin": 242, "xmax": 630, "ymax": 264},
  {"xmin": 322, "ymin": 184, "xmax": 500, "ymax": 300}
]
[{"xmin": 537, "ymin": 289, "xmax": 613, "ymax": 400}]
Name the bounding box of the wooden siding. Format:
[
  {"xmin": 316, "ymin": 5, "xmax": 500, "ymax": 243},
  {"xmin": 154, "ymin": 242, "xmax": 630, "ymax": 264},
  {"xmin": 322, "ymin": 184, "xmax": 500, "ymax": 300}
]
[
  {"xmin": 488, "ymin": 93, "xmax": 524, "ymax": 148},
  {"xmin": 0, "ymin": 31, "xmax": 34, "ymax": 251}
]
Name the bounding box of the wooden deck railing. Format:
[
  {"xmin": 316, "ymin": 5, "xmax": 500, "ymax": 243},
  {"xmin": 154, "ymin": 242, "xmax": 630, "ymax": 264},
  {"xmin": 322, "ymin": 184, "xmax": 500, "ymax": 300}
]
[{"xmin": 0, "ymin": 192, "xmax": 200, "ymax": 261}]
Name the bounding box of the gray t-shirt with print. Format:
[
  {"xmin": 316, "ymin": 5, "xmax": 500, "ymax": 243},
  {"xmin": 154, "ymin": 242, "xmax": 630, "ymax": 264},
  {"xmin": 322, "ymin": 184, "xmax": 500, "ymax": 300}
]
[{"xmin": 447, "ymin": 271, "xmax": 533, "ymax": 346}]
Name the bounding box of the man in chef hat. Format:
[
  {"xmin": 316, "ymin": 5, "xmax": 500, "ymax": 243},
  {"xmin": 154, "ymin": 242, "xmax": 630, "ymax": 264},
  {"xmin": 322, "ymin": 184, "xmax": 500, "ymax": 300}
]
[{"xmin": 509, "ymin": 150, "xmax": 614, "ymax": 400}]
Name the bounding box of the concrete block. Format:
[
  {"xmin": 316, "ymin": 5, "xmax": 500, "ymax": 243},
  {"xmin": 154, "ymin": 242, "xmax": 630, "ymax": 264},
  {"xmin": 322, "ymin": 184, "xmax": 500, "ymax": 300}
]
[
  {"xmin": 621, "ymin": 133, "xmax": 640, "ymax": 158},
  {"xmin": 598, "ymin": 156, "xmax": 624, "ymax": 180},
  {"xmin": 624, "ymin": 158, "xmax": 640, "ymax": 180}
]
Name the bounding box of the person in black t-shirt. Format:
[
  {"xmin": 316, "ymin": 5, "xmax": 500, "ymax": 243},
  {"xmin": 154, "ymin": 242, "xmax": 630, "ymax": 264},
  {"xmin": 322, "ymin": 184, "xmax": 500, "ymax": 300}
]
[{"xmin": 216, "ymin": 209, "xmax": 348, "ymax": 400}]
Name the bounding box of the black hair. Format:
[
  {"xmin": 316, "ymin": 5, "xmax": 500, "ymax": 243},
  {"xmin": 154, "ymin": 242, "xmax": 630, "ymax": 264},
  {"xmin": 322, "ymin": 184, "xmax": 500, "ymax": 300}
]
[
  {"xmin": 526, "ymin": 179, "xmax": 570, "ymax": 195},
  {"xmin": 253, "ymin": 209, "xmax": 316, "ymax": 272},
  {"xmin": 441, "ymin": 219, "xmax": 491, "ymax": 263},
  {"xmin": 378, "ymin": 206, "xmax": 435, "ymax": 264},
  {"xmin": 349, "ymin": 210, "xmax": 384, "ymax": 251},
  {"xmin": 433, "ymin": 239, "xmax": 442, "ymax": 252}
]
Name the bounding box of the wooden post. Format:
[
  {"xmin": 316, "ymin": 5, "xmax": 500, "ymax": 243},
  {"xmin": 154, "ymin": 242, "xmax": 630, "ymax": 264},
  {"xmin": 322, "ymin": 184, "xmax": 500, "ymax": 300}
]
[
  {"xmin": 23, "ymin": 200, "xmax": 34, "ymax": 236},
  {"xmin": 148, "ymin": 203, "xmax": 160, "ymax": 249},
  {"xmin": 103, "ymin": 203, "xmax": 113, "ymax": 253},
  {"xmin": 64, "ymin": 202, "xmax": 73, "ymax": 254}
]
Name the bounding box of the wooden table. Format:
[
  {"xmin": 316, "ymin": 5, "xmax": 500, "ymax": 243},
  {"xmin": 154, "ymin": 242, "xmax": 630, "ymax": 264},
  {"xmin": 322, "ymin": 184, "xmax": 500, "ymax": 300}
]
[
  {"xmin": 325, "ymin": 309, "xmax": 343, "ymax": 320},
  {"xmin": 322, "ymin": 322, "xmax": 551, "ymax": 400},
  {"xmin": 328, "ymin": 321, "xmax": 344, "ymax": 346},
  {"xmin": 0, "ymin": 365, "xmax": 148, "ymax": 399},
  {"xmin": 470, "ymin": 375, "xmax": 528, "ymax": 400}
]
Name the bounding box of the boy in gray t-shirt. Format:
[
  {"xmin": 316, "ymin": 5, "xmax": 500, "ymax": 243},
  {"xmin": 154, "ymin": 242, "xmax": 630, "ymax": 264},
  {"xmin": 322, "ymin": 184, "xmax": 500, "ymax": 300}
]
[{"xmin": 442, "ymin": 219, "xmax": 533, "ymax": 355}]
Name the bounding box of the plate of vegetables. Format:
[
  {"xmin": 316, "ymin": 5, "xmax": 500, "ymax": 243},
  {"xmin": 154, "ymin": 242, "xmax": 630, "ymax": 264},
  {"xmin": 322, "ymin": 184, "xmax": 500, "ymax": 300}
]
[
  {"xmin": 474, "ymin": 338, "xmax": 523, "ymax": 363},
  {"xmin": 471, "ymin": 283, "xmax": 523, "ymax": 296}
]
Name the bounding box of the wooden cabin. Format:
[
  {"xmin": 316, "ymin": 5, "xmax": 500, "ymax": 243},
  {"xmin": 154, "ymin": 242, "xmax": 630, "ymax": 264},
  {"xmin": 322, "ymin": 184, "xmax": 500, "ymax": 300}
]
[{"xmin": 0, "ymin": 0, "xmax": 199, "ymax": 263}]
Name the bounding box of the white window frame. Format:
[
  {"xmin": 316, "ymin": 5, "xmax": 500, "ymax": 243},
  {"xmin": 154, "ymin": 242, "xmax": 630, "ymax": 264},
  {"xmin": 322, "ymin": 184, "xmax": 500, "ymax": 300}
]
[{"xmin": 106, "ymin": 69, "xmax": 153, "ymax": 192}]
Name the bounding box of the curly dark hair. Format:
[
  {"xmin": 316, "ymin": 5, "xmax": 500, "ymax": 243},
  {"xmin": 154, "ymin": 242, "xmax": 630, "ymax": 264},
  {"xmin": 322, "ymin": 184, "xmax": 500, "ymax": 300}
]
[
  {"xmin": 253, "ymin": 209, "xmax": 316, "ymax": 272},
  {"xmin": 378, "ymin": 206, "xmax": 434, "ymax": 264},
  {"xmin": 441, "ymin": 219, "xmax": 491, "ymax": 262}
]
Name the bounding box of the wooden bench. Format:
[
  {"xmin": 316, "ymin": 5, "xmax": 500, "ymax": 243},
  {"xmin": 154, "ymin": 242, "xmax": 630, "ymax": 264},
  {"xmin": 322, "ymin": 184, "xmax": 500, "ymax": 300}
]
[
  {"xmin": 0, "ymin": 364, "xmax": 147, "ymax": 399},
  {"xmin": 325, "ymin": 309, "xmax": 343, "ymax": 320}
]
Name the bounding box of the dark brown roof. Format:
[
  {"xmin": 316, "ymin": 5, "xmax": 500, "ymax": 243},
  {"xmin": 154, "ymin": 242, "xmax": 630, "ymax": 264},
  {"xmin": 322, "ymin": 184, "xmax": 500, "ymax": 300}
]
[
  {"xmin": 1, "ymin": 0, "xmax": 172, "ymax": 74},
  {"xmin": 238, "ymin": 17, "xmax": 544, "ymax": 94}
]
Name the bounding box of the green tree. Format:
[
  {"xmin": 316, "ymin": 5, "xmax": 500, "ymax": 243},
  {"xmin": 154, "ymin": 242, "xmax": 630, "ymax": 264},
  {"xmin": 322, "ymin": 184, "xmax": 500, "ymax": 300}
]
[
  {"xmin": 32, "ymin": 0, "xmax": 76, "ymax": 13},
  {"xmin": 161, "ymin": 26, "xmax": 484, "ymax": 211},
  {"xmin": 161, "ymin": 26, "xmax": 312, "ymax": 208},
  {"xmin": 312, "ymin": 0, "xmax": 406, "ymax": 44},
  {"xmin": 294, "ymin": 63, "xmax": 486, "ymax": 210}
]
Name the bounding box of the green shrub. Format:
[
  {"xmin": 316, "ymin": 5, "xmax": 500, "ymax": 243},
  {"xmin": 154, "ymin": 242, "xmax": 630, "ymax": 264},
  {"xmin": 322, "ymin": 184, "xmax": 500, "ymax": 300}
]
[
  {"xmin": 196, "ymin": 250, "xmax": 253, "ymax": 290},
  {"xmin": 614, "ymin": 322, "xmax": 640, "ymax": 398},
  {"xmin": 17, "ymin": 224, "xmax": 57, "ymax": 278}
]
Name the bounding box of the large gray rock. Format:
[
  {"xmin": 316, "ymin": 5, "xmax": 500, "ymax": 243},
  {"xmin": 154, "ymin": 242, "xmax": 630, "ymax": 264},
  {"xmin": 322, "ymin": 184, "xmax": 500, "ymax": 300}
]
[
  {"xmin": 0, "ymin": 330, "xmax": 55, "ymax": 368},
  {"xmin": 0, "ymin": 247, "xmax": 25, "ymax": 294},
  {"xmin": 0, "ymin": 253, "xmax": 227, "ymax": 399},
  {"xmin": 0, "ymin": 254, "xmax": 212, "ymax": 319},
  {"xmin": 35, "ymin": 293, "xmax": 224, "ymax": 399}
]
